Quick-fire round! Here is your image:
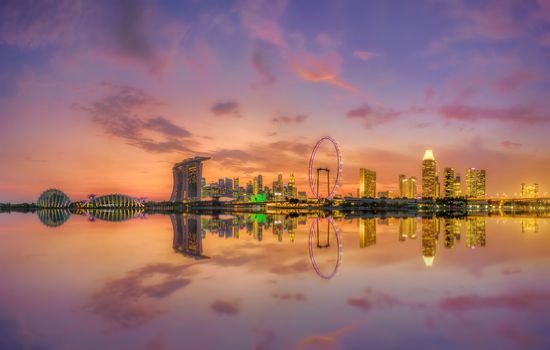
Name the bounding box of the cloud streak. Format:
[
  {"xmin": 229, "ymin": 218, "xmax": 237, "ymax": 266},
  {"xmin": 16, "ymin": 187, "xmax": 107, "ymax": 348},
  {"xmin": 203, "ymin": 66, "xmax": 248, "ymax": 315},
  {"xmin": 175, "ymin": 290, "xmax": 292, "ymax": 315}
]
[{"xmin": 211, "ymin": 100, "xmax": 241, "ymax": 117}]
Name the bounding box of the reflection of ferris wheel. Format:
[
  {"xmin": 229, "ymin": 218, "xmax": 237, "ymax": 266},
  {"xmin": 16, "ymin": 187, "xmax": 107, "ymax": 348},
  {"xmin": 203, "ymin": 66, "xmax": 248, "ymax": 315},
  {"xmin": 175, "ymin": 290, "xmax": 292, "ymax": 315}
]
[
  {"xmin": 309, "ymin": 217, "xmax": 342, "ymax": 280},
  {"xmin": 308, "ymin": 136, "xmax": 342, "ymax": 200}
]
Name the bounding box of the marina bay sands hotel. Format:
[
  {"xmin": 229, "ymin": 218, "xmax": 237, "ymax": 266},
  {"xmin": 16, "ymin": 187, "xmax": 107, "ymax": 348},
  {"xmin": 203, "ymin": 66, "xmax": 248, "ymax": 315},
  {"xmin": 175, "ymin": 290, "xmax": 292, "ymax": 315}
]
[{"xmin": 170, "ymin": 156, "xmax": 210, "ymax": 202}]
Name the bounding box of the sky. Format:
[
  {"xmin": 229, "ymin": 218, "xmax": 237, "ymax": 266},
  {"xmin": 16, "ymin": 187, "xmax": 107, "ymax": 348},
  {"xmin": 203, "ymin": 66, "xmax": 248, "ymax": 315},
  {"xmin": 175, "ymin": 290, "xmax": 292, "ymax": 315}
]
[{"xmin": 0, "ymin": 0, "xmax": 549, "ymax": 202}]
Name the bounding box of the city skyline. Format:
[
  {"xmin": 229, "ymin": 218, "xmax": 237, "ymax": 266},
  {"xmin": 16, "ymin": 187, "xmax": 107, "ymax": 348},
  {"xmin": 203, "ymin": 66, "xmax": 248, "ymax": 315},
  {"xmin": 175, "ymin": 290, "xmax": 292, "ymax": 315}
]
[{"xmin": 1, "ymin": 0, "xmax": 550, "ymax": 202}]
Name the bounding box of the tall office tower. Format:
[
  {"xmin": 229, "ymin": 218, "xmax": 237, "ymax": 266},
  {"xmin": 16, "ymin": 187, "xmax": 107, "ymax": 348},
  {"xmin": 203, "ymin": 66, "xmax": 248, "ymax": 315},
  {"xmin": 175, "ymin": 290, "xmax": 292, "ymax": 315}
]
[
  {"xmin": 224, "ymin": 178, "xmax": 233, "ymax": 196},
  {"xmin": 218, "ymin": 178, "xmax": 225, "ymax": 194},
  {"xmin": 435, "ymin": 176, "xmax": 441, "ymax": 198},
  {"xmin": 399, "ymin": 174, "xmax": 406, "ymax": 197},
  {"xmin": 409, "ymin": 177, "xmax": 417, "ymax": 198},
  {"xmin": 288, "ymin": 173, "xmax": 297, "ymax": 198},
  {"xmin": 277, "ymin": 173, "xmax": 283, "ymax": 193},
  {"xmin": 246, "ymin": 180, "xmax": 253, "ymax": 195},
  {"xmin": 359, "ymin": 168, "xmax": 377, "ymax": 198},
  {"xmin": 252, "ymin": 177, "xmax": 259, "ymax": 195},
  {"xmin": 257, "ymin": 175, "xmax": 263, "ymax": 193},
  {"xmin": 422, "ymin": 150, "xmax": 437, "ymax": 198},
  {"xmin": 443, "ymin": 168, "xmax": 456, "ymax": 198}
]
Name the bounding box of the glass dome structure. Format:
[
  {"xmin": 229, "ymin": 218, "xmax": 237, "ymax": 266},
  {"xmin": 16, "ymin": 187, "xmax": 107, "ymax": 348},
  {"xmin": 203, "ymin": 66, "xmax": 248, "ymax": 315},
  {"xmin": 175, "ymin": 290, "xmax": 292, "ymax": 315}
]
[
  {"xmin": 37, "ymin": 189, "xmax": 71, "ymax": 208},
  {"xmin": 86, "ymin": 194, "xmax": 144, "ymax": 208}
]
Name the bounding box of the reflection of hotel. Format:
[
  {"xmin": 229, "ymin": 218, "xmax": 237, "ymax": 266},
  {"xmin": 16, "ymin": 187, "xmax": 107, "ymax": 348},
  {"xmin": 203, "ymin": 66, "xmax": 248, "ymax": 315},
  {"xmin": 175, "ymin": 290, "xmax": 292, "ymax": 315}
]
[
  {"xmin": 466, "ymin": 217, "xmax": 486, "ymax": 248},
  {"xmin": 358, "ymin": 218, "xmax": 376, "ymax": 248},
  {"xmin": 422, "ymin": 218, "xmax": 437, "ymax": 267},
  {"xmin": 171, "ymin": 214, "xmax": 206, "ymax": 258},
  {"xmin": 399, "ymin": 218, "xmax": 417, "ymax": 241},
  {"xmin": 443, "ymin": 218, "xmax": 461, "ymax": 248}
]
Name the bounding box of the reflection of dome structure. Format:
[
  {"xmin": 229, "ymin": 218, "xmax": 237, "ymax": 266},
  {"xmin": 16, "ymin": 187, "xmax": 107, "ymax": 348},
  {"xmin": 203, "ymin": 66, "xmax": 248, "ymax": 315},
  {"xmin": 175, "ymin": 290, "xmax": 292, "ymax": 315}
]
[
  {"xmin": 423, "ymin": 255, "xmax": 435, "ymax": 267},
  {"xmin": 37, "ymin": 209, "xmax": 71, "ymax": 227},
  {"xmin": 85, "ymin": 194, "xmax": 144, "ymax": 208},
  {"xmin": 37, "ymin": 189, "xmax": 71, "ymax": 208},
  {"xmin": 86, "ymin": 209, "xmax": 144, "ymax": 222}
]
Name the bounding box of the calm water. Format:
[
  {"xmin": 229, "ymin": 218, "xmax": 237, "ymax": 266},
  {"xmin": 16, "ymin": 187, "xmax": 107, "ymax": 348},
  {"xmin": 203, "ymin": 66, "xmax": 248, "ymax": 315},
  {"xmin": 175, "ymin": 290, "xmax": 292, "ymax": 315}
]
[{"xmin": 1, "ymin": 211, "xmax": 549, "ymax": 350}]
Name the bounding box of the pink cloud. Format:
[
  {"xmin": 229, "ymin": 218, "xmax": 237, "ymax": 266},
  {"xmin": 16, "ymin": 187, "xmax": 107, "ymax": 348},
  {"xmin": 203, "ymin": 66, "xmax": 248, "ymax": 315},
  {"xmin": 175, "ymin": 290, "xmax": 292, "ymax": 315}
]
[
  {"xmin": 316, "ymin": 33, "xmax": 336, "ymax": 47},
  {"xmin": 353, "ymin": 50, "xmax": 379, "ymax": 61},
  {"xmin": 425, "ymin": 87, "xmax": 436, "ymax": 102},
  {"xmin": 454, "ymin": 0, "xmax": 522, "ymax": 40},
  {"xmin": 291, "ymin": 51, "xmax": 357, "ymax": 92},
  {"xmin": 501, "ymin": 140, "xmax": 522, "ymax": 149},
  {"xmin": 239, "ymin": 0, "xmax": 288, "ymax": 47},
  {"xmin": 439, "ymin": 104, "xmax": 549, "ymax": 124},
  {"xmin": 251, "ymin": 44, "xmax": 277, "ymax": 85},
  {"xmin": 495, "ymin": 69, "xmax": 536, "ymax": 93}
]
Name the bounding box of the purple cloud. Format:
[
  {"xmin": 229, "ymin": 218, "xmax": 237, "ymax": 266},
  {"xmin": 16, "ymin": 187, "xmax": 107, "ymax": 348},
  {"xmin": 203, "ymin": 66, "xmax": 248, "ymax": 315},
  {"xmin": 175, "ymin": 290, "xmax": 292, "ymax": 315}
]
[
  {"xmin": 501, "ymin": 140, "xmax": 522, "ymax": 149},
  {"xmin": 211, "ymin": 300, "xmax": 240, "ymax": 315},
  {"xmin": 272, "ymin": 114, "xmax": 308, "ymax": 124},
  {"xmin": 439, "ymin": 104, "xmax": 549, "ymax": 124},
  {"xmin": 211, "ymin": 100, "xmax": 241, "ymax": 117},
  {"xmin": 440, "ymin": 291, "xmax": 550, "ymax": 312},
  {"xmin": 346, "ymin": 104, "xmax": 402, "ymax": 128}
]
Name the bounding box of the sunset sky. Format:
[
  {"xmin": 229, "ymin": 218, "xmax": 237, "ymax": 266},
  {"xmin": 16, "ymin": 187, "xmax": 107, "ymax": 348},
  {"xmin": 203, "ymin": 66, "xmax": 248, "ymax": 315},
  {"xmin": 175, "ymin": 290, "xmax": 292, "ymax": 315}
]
[{"xmin": 1, "ymin": 0, "xmax": 549, "ymax": 202}]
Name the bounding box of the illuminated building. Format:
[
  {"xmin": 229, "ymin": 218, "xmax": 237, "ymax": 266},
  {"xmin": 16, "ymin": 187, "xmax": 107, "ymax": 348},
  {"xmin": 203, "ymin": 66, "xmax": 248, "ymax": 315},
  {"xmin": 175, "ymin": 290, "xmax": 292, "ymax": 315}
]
[
  {"xmin": 399, "ymin": 175, "xmax": 406, "ymax": 197},
  {"xmin": 359, "ymin": 168, "xmax": 376, "ymax": 198},
  {"xmin": 218, "ymin": 179, "xmax": 225, "ymax": 194},
  {"xmin": 453, "ymin": 175, "xmax": 462, "ymax": 197},
  {"xmin": 422, "ymin": 217, "xmax": 437, "ymax": 267},
  {"xmin": 258, "ymin": 175, "xmax": 263, "ymax": 193},
  {"xmin": 443, "ymin": 218, "xmax": 461, "ymax": 248},
  {"xmin": 443, "ymin": 167, "xmax": 456, "ymax": 198},
  {"xmin": 521, "ymin": 183, "xmax": 539, "ymax": 198},
  {"xmin": 358, "ymin": 218, "xmax": 376, "ymax": 247},
  {"xmin": 224, "ymin": 178, "xmax": 233, "ymax": 196},
  {"xmin": 400, "ymin": 176, "xmax": 418, "ymax": 198},
  {"xmin": 466, "ymin": 217, "xmax": 486, "ymax": 248},
  {"xmin": 233, "ymin": 177, "xmax": 239, "ymax": 198},
  {"xmin": 298, "ymin": 191, "xmax": 307, "ymax": 200},
  {"xmin": 288, "ymin": 173, "xmax": 297, "ymax": 198},
  {"xmin": 465, "ymin": 168, "xmax": 486, "ymax": 199},
  {"xmin": 399, "ymin": 217, "xmax": 417, "ymax": 241},
  {"xmin": 422, "ymin": 150, "xmax": 438, "ymax": 198},
  {"xmin": 252, "ymin": 177, "xmax": 259, "ymax": 195},
  {"xmin": 170, "ymin": 156, "xmax": 210, "ymax": 202}
]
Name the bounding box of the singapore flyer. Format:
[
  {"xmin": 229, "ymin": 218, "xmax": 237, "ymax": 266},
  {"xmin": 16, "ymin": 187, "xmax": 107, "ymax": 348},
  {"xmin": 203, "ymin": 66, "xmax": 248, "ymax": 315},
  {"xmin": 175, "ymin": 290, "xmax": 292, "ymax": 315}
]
[
  {"xmin": 308, "ymin": 217, "xmax": 342, "ymax": 280},
  {"xmin": 308, "ymin": 136, "xmax": 343, "ymax": 200}
]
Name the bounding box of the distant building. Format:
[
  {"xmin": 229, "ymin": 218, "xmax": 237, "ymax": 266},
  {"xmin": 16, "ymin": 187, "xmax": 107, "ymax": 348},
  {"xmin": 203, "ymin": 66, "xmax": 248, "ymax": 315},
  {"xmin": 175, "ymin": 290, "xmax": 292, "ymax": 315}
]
[
  {"xmin": 224, "ymin": 178, "xmax": 233, "ymax": 197},
  {"xmin": 298, "ymin": 191, "xmax": 307, "ymax": 200},
  {"xmin": 359, "ymin": 168, "xmax": 376, "ymax": 198},
  {"xmin": 257, "ymin": 175, "xmax": 263, "ymax": 193},
  {"xmin": 521, "ymin": 183, "xmax": 539, "ymax": 198},
  {"xmin": 287, "ymin": 173, "xmax": 297, "ymax": 198},
  {"xmin": 422, "ymin": 150, "xmax": 438, "ymax": 198}
]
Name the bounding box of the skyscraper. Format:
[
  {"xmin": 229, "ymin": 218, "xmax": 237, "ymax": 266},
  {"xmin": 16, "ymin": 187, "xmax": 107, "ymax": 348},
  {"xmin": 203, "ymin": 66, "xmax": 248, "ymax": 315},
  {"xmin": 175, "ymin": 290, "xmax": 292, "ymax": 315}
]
[
  {"xmin": 359, "ymin": 168, "xmax": 376, "ymax": 198},
  {"xmin": 422, "ymin": 150, "xmax": 437, "ymax": 198},
  {"xmin": 465, "ymin": 168, "xmax": 486, "ymax": 199},
  {"xmin": 252, "ymin": 177, "xmax": 259, "ymax": 195},
  {"xmin": 398, "ymin": 174, "xmax": 406, "ymax": 197},
  {"xmin": 257, "ymin": 175, "xmax": 263, "ymax": 193},
  {"xmin": 443, "ymin": 167, "xmax": 456, "ymax": 198},
  {"xmin": 224, "ymin": 178, "xmax": 233, "ymax": 196},
  {"xmin": 288, "ymin": 173, "xmax": 297, "ymax": 198}
]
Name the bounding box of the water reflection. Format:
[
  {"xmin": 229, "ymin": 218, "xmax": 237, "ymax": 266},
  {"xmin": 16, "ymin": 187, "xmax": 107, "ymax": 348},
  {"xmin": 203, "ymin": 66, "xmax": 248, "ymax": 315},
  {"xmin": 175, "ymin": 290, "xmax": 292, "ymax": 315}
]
[
  {"xmin": 309, "ymin": 217, "xmax": 342, "ymax": 280},
  {"xmin": 37, "ymin": 209, "xmax": 71, "ymax": 227}
]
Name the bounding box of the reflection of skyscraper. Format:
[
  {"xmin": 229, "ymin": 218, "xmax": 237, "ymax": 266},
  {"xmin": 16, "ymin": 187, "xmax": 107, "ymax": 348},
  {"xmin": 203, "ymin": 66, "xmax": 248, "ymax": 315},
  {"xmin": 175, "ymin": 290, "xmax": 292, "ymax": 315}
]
[
  {"xmin": 399, "ymin": 217, "xmax": 417, "ymax": 241},
  {"xmin": 521, "ymin": 218, "xmax": 539, "ymax": 233},
  {"xmin": 443, "ymin": 218, "xmax": 461, "ymax": 248},
  {"xmin": 466, "ymin": 217, "xmax": 486, "ymax": 248},
  {"xmin": 521, "ymin": 183, "xmax": 539, "ymax": 198},
  {"xmin": 422, "ymin": 217, "xmax": 437, "ymax": 267},
  {"xmin": 359, "ymin": 168, "xmax": 377, "ymax": 198},
  {"xmin": 422, "ymin": 150, "xmax": 437, "ymax": 198},
  {"xmin": 358, "ymin": 218, "xmax": 376, "ymax": 247}
]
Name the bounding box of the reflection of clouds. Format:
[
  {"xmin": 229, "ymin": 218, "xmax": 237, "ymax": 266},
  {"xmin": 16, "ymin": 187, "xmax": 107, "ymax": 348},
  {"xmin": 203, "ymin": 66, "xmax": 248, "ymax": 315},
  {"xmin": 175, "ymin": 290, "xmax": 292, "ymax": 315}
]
[
  {"xmin": 0, "ymin": 309, "xmax": 53, "ymax": 350},
  {"xmin": 82, "ymin": 263, "xmax": 197, "ymax": 331},
  {"xmin": 440, "ymin": 291, "xmax": 550, "ymax": 312},
  {"xmin": 272, "ymin": 292, "xmax": 306, "ymax": 302},
  {"xmin": 291, "ymin": 325, "xmax": 356, "ymax": 350},
  {"xmin": 253, "ymin": 329, "xmax": 277, "ymax": 350},
  {"xmin": 211, "ymin": 300, "xmax": 240, "ymax": 316},
  {"xmin": 347, "ymin": 288, "xmax": 402, "ymax": 312},
  {"xmin": 145, "ymin": 333, "xmax": 168, "ymax": 350}
]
